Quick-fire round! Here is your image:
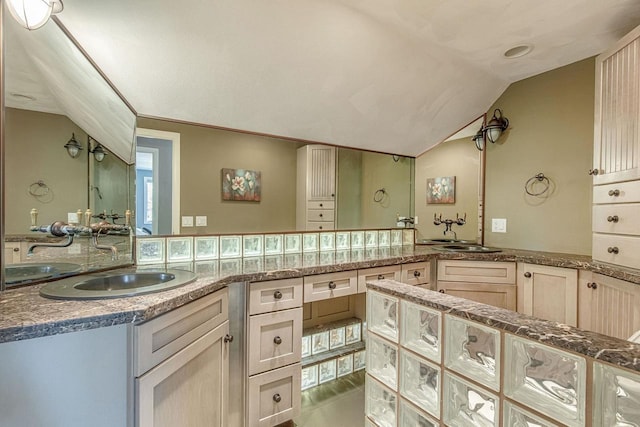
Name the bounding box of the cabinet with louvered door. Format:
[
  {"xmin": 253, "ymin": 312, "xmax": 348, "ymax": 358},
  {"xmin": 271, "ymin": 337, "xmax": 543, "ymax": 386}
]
[{"xmin": 296, "ymin": 145, "xmax": 336, "ymax": 230}]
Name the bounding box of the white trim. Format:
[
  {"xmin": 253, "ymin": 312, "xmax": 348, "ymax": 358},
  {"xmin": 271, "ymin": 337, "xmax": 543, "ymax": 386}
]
[{"xmin": 136, "ymin": 128, "xmax": 181, "ymax": 235}]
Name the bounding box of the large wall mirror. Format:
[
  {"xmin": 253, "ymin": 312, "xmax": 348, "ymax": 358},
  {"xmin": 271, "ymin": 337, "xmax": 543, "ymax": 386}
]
[{"xmin": 2, "ymin": 15, "xmax": 136, "ymax": 287}]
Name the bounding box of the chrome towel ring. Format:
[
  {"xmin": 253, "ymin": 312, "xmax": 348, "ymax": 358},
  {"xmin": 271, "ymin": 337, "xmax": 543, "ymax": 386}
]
[
  {"xmin": 28, "ymin": 180, "xmax": 50, "ymax": 198},
  {"xmin": 525, "ymin": 173, "xmax": 550, "ymax": 196},
  {"xmin": 373, "ymin": 188, "xmax": 386, "ymax": 203}
]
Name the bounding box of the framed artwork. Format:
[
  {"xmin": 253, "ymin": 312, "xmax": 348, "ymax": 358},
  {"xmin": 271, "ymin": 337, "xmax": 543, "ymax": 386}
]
[
  {"xmin": 426, "ymin": 176, "xmax": 455, "ymax": 204},
  {"xmin": 222, "ymin": 168, "xmax": 261, "ymax": 201}
]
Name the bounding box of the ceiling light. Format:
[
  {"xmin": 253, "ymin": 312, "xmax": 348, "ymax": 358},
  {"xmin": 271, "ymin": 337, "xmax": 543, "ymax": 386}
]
[
  {"xmin": 504, "ymin": 45, "xmax": 533, "ymax": 59},
  {"xmin": 6, "ymin": 0, "xmax": 64, "ymax": 31},
  {"xmin": 64, "ymin": 133, "xmax": 82, "ymax": 158}
]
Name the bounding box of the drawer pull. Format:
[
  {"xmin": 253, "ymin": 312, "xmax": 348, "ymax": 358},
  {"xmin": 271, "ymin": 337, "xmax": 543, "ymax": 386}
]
[
  {"xmin": 607, "ymin": 215, "xmax": 619, "ymax": 223},
  {"xmin": 319, "ymin": 203, "xmax": 323, "ymax": 207},
  {"xmin": 413, "ymin": 270, "xmax": 421, "ymax": 277},
  {"xmin": 377, "ymin": 274, "xmax": 385, "ymax": 280},
  {"xmin": 319, "ymin": 226, "xmax": 323, "ymax": 230},
  {"xmin": 524, "ymin": 272, "xmax": 532, "ymax": 278},
  {"xmin": 438, "ymin": 289, "xmax": 445, "ymax": 293},
  {"xmin": 273, "ymin": 290, "xmax": 283, "ymax": 300},
  {"xmin": 273, "ymin": 393, "xmax": 282, "ymax": 403},
  {"xmin": 319, "ymin": 213, "xmax": 323, "ymax": 217},
  {"xmin": 328, "ymin": 281, "xmax": 336, "ymax": 290},
  {"xmin": 13, "ymin": 247, "xmax": 19, "ymax": 252},
  {"xmin": 273, "ymin": 336, "xmax": 282, "ymax": 345},
  {"xmin": 587, "ymin": 282, "xmax": 598, "ymax": 289},
  {"xmin": 608, "ymin": 189, "xmax": 620, "ymax": 197},
  {"xmin": 224, "ymin": 334, "xmax": 234, "ymax": 343},
  {"xmin": 607, "ymin": 246, "xmax": 620, "ymax": 254},
  {"xmin": 588, "ymin": 169, "xmax": 599, "ymax": 175}
]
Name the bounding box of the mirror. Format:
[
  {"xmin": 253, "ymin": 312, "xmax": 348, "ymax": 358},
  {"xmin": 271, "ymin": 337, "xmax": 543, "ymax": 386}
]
[
  {"xmin": 136, "ymin": 117, "xmax": 415, "ymax": 234},
  {"xmin": 2, "ymin": 15, "xmax": 137, "ymax": 287}
]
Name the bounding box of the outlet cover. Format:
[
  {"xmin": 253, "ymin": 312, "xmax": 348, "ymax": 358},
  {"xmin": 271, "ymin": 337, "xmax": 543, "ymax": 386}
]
[
  {"xmin": 181, "ymin": 216, "xmax": 194, "ymax": 227},
  {"xmin": 492, "ymin": 218, "xmax": 507, "ymax": 233},
  {"xmin": 196, "ymin": 216, "xmax": 208, "ymax": 227}
]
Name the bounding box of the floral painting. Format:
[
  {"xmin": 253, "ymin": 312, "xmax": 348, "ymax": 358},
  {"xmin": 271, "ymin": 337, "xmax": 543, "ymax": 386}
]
[
  {"xmin": 222, "ymin": 168, "xmax": 261, "ymax": 201},
  {"xmin": 427, "ymin": 176, "xmax": 455, "ymax": 204}
]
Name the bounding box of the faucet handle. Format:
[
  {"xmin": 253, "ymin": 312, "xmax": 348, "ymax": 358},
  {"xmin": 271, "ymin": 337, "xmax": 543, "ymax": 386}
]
[
  {"xmin": 30, "ymin": 208, "xmax": 38, "ymax": 228},
  {"xmin": 125, "ymin": 209, "xmax": 131, "ymax": 227},
  {"xmin": 84, "ymin": 209, "xmax": 92, "ymax": 227}
]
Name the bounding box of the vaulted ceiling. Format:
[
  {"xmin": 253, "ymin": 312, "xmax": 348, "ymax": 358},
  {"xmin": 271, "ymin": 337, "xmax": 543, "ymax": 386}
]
[{"xmin": 37, "ymin": 1, "xmax": 640, "ymax": 155}]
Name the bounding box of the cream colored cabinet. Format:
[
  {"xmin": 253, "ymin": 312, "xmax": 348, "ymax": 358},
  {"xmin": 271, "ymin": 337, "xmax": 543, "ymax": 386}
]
[
  {"xmin": 517, "ymin": 263, "xmax": 577, "ymax": 326},
  {"xmin": 135, "ymin": 288, "xmax": 230, "ymax": 427},
  {"xmin": 303, "ymin": 270, "xmax": 358, "ymax": 302},
  {"xmin": 357, "ymin": 265, "xmax": 401, "ymax": 293},
  {"xmin": 4, "ymin": 242, "xmax": 22, "ymax": 264},
  {"xmin": 578, "ymin": 271, "xmax": 640, "ymax": 340},
  {"xmin": 296, "ymin": 144, "xmax": 337, "ymax": 230},
  {"xmin": 248, "ymin": 278, "xmax": 303, "ymax": 426},
  {"xmin": 400, "ymin": 261, "xmax": 431, "ymax": 288},
  {"xmin": 436, "ymin": 260, "xmax": 516, "ymax": 310}
]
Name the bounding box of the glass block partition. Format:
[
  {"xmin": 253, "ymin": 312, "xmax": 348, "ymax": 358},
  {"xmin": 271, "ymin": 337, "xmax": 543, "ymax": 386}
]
[
  {"xmin": 136, "ymin": 228, "xmax": 415, "ymax": 264},
  {"xmin": 365, "ymin": 286, "xmax": 640, "ymax": 427}
]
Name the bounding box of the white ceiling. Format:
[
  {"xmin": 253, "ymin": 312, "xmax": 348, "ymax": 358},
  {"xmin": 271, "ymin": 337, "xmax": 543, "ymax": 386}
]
[{"xmin": 45, "ymin": 0, "xmax": 640, "ymax": 155}]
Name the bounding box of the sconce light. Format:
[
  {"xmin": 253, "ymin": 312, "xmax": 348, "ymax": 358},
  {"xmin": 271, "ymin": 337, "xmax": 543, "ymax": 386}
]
[
  {"xmin": 6, "ymin": 0, "xmax": 64, "ymax": 31},
  {"xmin": 472, "ymin": 129, "xmax": 485, "ymax": 151},
  {"xmin": 88, "ymin": 137, "xmax": 107, "ymax": 162},
  {"xmin": 471, "ymin": 109, "xmax": 510, "ymax": 151},
  {"xmin": 64, "ymin": 133, "xmax": 82, "ymax": 158}
]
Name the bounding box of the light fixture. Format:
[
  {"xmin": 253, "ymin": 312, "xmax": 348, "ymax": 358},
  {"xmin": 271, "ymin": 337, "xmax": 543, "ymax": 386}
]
[
  {"xmin": 64, "ymin": 133, "xmax": 82, "ymax": 158},
  {"xmin": 472, "ymin": 128, "xmax": 485, "ymax": 151},
  {"xmin": 484, "ymin": 109, "xmax": 509, "ymax": 143},
  {"xmin": 89, "ymin": 137, "xmax": 108, "ymax": 162},
  {"xmin": 6, "ymin": 0, "xmax": 64, "ymax": 31}
]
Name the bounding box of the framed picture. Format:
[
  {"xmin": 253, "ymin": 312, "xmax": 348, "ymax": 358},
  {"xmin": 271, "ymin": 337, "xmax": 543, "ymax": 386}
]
[
  {"xmin": 222, "ymin": 168, "xmax": 261, "ymax": 201},
  {"xmin": 426, "ymin": 176, "xmax": 455, "ymax": 204}
]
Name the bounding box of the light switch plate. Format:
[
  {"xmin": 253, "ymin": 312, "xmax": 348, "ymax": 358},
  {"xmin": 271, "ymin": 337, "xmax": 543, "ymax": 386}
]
[
  {"xmin": 196, "ymin": 216, "xmax": 207, "ymax": 227},
  {"xmin": 492, "ymin": 218, "xmax": 507, "ymax": 233},
  {"xmin": 181, "ymin": 216, "xmax": 194, "ymax": 227}
]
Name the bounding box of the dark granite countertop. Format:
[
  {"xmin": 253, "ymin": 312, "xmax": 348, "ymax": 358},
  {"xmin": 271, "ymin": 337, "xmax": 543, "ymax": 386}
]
[
  {"xmin": 1, "ymin": 245, "xmax": 640, "ymax": 345},
  {"xmin": 368, "ymin": 279, "xmax": 640, "ymax": 373}
]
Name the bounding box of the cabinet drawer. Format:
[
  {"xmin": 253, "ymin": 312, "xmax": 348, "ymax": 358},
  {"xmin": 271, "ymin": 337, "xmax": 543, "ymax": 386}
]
[
  {"xmin": 304, "ymin": 270, "xmax": 358, "ymax": 302},
  {"xmin": 437, "ymin": 260, "xmax": 516, "ymax": 284},
  {"xmin": 249, "ymin": 308, "xmax": 302, "ymax": 376},
  {"xmin": 307, "ymin": 200, "xmax": 335, "ymax": 210},
  {"xmin": 400, "ymin": 261, "xmax": 431, "ymax": 286},
  {"xmin": 593, "ymin": 203, "xmax": 640, "ymax": 235},
  {"xmin": 593, "ymin": 180, "xmax": 640, "ymax": 204},
  {"xmin": 248, "ymin": 363, "xmax": 301, "ymax": 427},
  {"xmin": 357, "ymin": 265, "xmax": 401, "ymax": 293},
  {"xmin": 307, "ymin": 209, "xmax": 334, "ymax": 222},
  {"xmin": 593, "ymin": 234, "xmax": 640, "ymax": 269},
  {"xmin": 249, "ymin": 278, "xmax": 303, "ymax": 315},
  {"xmin": 306, "ymin": 221, "xmax": 335, "ymax": 231},
  {"xmin": 134, "ymin": 288, "xmax": 228, "ymax": 376},
  {"xmin": 438, "ymin": 281, "xmax": 516, "ymax": 311}
]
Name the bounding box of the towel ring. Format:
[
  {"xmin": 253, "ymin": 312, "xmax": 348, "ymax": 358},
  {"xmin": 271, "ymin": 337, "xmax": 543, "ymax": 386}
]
[
  {"xmin": 373, "ymin": 188, "xmax": 386, "ymax": 203},
  {"xmin": 525, "ymin": 173, "xmax": 550, "ymax": 196},
  {"xmin": 28, "ymin": 180, "xmax": 50, "ymax": 198}
]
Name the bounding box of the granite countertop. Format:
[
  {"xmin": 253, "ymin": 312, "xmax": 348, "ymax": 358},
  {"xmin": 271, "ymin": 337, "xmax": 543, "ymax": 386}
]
[
  {"xmin": 368, "ymin": 279, "xmax": 640, "ymax": 373},
  {"xmin": 2, "ymin": 245, "xmax": 640, "ymax": 345}
]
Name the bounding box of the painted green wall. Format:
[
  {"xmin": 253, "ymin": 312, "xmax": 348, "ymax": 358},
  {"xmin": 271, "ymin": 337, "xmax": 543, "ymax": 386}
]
[{"xmin": 483, "ymin": 57, "xmax": 594, "ymax": 255}]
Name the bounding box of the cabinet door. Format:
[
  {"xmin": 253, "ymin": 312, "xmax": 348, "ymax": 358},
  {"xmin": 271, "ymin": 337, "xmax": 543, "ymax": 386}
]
[
  {"xmin": 136, "ymin": 320, "xmax": 229, "ymax": 427},
  {"xmin": 248, "ymin": 308, "xmax": 302, "ymax": 376},
  {"xmin": 518, "ymin": 263, "xmax": 578, "ymax": 326},
  {"xmin": 306, "ymin": 145, "xmax": 336, "ymax": 200},
  {"xmin": 248, "ymin": 363, "xmax": 301, "ymax": 427},
  {"xmin": 437, "ymin": 281, "xmax": 516, "ymax": 311},
  {"xmin": 579, "ymin": 273, "xmax": 640, "ymax": 340},
  {"xmin": 4, "ymin": 243, "xmax": 22, "ymax": 264},
  {"xmin": 593, "ymin": 24, "xmax": 640, "ymax": 185},
  {"xmin": 400, "ymin": 261, "xmax": 431, "ymax": 286}
]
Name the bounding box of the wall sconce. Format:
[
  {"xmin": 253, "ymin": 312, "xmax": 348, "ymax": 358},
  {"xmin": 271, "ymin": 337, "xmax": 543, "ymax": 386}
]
[
  {"xmin": 6, "ymin": 0, "xmax": 64, "ymax": 31},
  {"xmin": 88, "ymin": 137, "xmax": 108, "ymax": 162},
  {"xmin": 471, "ymin": 109, "xmax": 509, "ymax": 151},
  {"xmin": 63, "ymin": 133, "xmax": 82, "ymax": 158}
]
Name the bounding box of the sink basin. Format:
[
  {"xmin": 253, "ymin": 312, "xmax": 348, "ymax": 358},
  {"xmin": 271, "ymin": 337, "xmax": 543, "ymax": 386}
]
[
  {"xmin": 437, "ymin": 245, "xmax": 502, "ymax": 253},
  {"xmin": 39, "ymin": 269, "xmax": 198, "ymax": 300},
  {"xmin": 417, "ymin": 239, "xmax": 474, "ymax": 245},
  {"xmin": 5, "ymin": 262, "xmax": 83, "ymax": 285}
]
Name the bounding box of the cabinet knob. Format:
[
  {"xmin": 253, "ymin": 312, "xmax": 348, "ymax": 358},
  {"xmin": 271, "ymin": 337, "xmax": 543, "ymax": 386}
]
[
  {"xmin": 524, "ymin": 272, "xmax": 532, "ymax": 278},
  {"xmin": 587, "ymin": 282, "xmax": 598, "ymax": 289},
  {"xmin": 319, "ymin": 213, "xmax": 323, "ymax": 217},
  {"xmin": 588, "ymin": 169, "xmax": 599, "ymax": 176},
  {"xmin": 607, "ymin": 215, "xmax": 619, "ymax": 223},
  {"xmin": 319, "ymin": 226, "xmax": 323, "ymax": 230},
  {"xmin": 273, "ymin": 393, "xmax": 282, "ymax": 403},
  {"xmin": 273, "ymin": 336, "xmax": 282, "ymax": 345},
  {"xmin": 13, "ymin": 247, "xmax": 19, "ymax": 252},
  {"xmin": 607, "ymin": 246, "xmax": 619, "ymax": 254},
  {"xmin": 319, "ymin": 203, "xmax": 323, "ymax": 207},
  {"xmin": 273, "ymin": 290, "xmax": 283, "ymax": 300},
  {"xmin": 328, "ymin": 281, "xmax": 336, "ymax": 290},
  {"xmin": 413, "ymin": 270, "xmax": 421, "ymax": 277},
  {"xmin": 224, "ymin": 334, "xmax": 234, "ymax": 343},
  {"xmin": 331, "ymin": 193, "xmax": 335, "ymax": 197},
  {"xmin": 377, "ymin": 274, "xmax": 385, "ymax": 280},
  {"xmin": 608, "ymin": 189, "xmax": 620, "ymax": 197},
  {"xmin": 438, "ymin": 289, "xmax": 445, "ymax": 293}
]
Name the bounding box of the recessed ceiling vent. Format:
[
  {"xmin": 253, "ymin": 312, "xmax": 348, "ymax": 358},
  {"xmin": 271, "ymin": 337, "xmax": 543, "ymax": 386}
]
[{"xmin": 504, "ymin": 45, "xmax": 533, "ymax": 59}]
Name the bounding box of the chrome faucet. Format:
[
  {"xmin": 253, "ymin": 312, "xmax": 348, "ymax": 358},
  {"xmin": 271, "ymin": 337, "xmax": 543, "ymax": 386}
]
[{"xmin": 433, "ymin": 213, "xmax": 466, "ymax": 237}]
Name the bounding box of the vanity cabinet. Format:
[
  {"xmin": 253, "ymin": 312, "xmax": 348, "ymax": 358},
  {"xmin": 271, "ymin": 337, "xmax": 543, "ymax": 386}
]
[
  {"xmin": 4, "ymin": 242, "xmax": 22, "ymax": 263},
  {"xmin": 578, "ymin": 272, "xmax": 640, "ymax": 340},
  {"xmin": 296, "ymin": 144, "xmax": 336, "ymax": 231},
  {"xmin": 303, "ymin": 270, "xmax": 358, "ymax": 302},
  {"xmin": 517, "ymin": 263, "xmax": 578, "ymax": 326},
  {"xmin": 436, "ymin": 260, "xmax": 516, "ymax": 310},
  {"xmin": 357, "ymin": 265, "xmax": 401, "ymax": 293},
  {"xmin": 135, "ymin": 288, "xmax": 229, "ymax": 427},
  {"xmin": 400, "ymin": 261, "xmax": 431, "ymax": 288}
]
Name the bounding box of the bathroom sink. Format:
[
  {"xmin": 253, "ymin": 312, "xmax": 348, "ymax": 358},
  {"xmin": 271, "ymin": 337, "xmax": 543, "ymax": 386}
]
[
  {"xmin": 417, "ymin": 239, "xmax": 474, "ymax": 245},
  {"xmin": 39, "ymin": 269, "xmax": 198, "ymax": 300},
  {"xmin": 5, "ymin": 262, "xmax": 83, "ymax": 285},
  {"xmin": 436, "ymin": 245, "xmax": 502, "ymax": 253}
]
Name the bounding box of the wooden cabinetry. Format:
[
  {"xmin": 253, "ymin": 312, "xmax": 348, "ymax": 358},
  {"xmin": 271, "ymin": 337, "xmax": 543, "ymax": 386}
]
[
  {"xmin": 436, "ymin": 260, "xmax": 516, "ymax": 310},
  {"xmin": 517, "ymin": 263, "xmax": 577, "ymax": 326},
  {"xmin": 578, "ymin": 271, "xmax": 640, "ymax": 340},
  {"xmin": 4, "ymin": 242, "xmax": 22, "ymax": 264},
  {"xmin": 135, "ymin": 288, "xmax": 230, "ymax": 427},
  {"xmin": 357, "ymin": 265, "xmax": 401, "ymax": 293},
  {"xmin": 303, "ymin": 270, "xmax": 358, "ymax": 302},
  {"xmin": 296, "ymin": 145, "xmax": 336, "ymax": 231},
  {"xmin": 400, "ymin": 261, "xmax": 431, "ymax": 288}
]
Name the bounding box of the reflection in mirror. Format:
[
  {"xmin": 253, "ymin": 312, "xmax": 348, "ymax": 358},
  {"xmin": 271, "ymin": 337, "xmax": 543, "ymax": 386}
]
[
  {"xmin": 3, "ymin": 16, "xmax": 136, "ymax": 287},
  {"xmin": 414, "ymin": 116, "xmax": 485, "ymax": 244},
  {"xmin": 136, "ymin": 117, "xmax": 415, "ymax": 234}
]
